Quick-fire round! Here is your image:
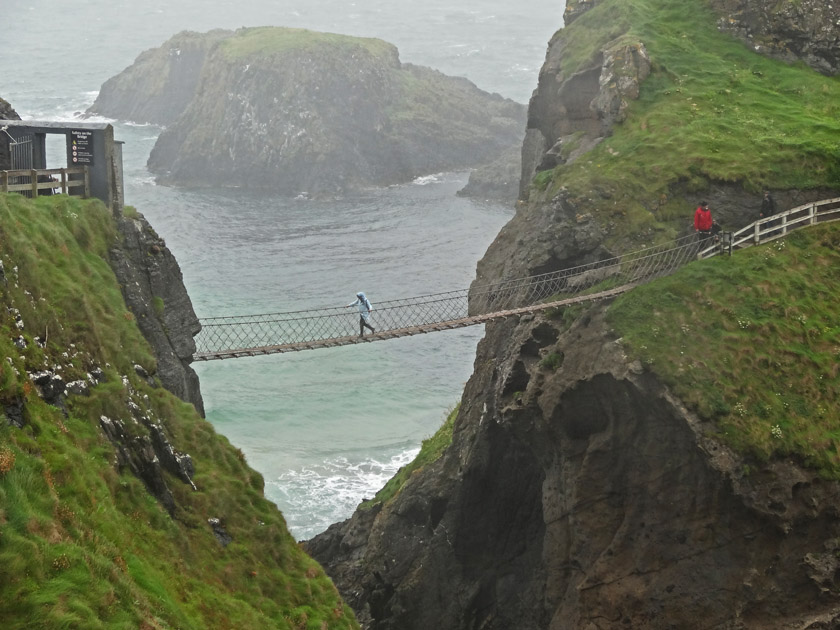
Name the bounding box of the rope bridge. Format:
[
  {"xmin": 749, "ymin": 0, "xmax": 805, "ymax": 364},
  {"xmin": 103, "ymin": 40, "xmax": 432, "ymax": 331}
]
[{"xmin": 193, "ymin": 197, "xmax": 840, "ymax": 361}]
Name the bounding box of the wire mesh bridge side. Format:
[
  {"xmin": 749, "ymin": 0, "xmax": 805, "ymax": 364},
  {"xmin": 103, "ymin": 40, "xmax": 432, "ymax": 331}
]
[{"xmin": 193, "ymin": 198, "xmax": 840, "ymax": 360}]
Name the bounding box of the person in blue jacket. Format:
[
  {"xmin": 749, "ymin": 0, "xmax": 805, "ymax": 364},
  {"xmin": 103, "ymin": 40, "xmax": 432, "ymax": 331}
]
[{"xmin": 346, "ymin": 292, "xmax": 375, "ymax": 337}]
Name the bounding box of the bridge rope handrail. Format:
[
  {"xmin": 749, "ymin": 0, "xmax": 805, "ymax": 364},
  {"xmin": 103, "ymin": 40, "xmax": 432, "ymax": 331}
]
[
  {"xmin": 198, "ymin": 233, "xmax": 701, "ymax": 325},
  {"xmin": 193, "ymin": 197, "xmax": 840, "ymax": 360}
]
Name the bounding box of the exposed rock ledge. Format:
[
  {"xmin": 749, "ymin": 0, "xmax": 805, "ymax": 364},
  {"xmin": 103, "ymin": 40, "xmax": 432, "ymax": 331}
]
[
  {"xmin": 306, "ymin": 303, "xmax": 840, "ymax": 629},
  {"xmin": 109, "ymin": 209, "xmax": 205, "ymax": 416}
]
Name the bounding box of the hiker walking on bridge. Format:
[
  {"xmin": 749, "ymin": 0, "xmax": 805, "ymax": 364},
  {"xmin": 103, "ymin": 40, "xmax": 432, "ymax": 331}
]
[{"xmin": 346, "ymin": 292, "xmax": 376, "ymax": 337}]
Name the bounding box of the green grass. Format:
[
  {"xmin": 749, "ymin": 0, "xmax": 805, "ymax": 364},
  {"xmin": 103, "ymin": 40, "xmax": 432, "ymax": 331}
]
[
  {"xmin": 607, "ymin": 222, "xmax": 840, "ymax": 477},
  {"xmin": 219, "ymin": 26, "xmax": 395, "ymax": 62},
  {"xmin": 0, "ymin": 193, "xmax": 358, "ymax": 629},
  {"xmin": 360, "ymin": 405, "xmax": 459, "ymax": 509},
  {"xmin": 534, "ymin": 0, "xmax": 840, "ymax": 248}
]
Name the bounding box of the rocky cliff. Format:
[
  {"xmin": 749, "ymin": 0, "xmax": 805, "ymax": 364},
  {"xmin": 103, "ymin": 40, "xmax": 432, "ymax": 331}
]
[
  {"xmin": 88, "ymin": 29, "xmax": 232, "ymax": 126},
  {"xmin": 109, "ymin": 208, "xmax": 205, "ymax": 416},
  {"xmin": 0, "ymin": 189, "xmax": 357, "ymax": 629},
  {"xmin": 0, "ymin": 97, "xmax": 21, "ymax": 170},
  {"xmin": 90, "ymin": 27, "xmax": 526, "ymax": 196},
  {"xmin": 305, "ymin": 1, "xmax": 840, "ymax": 628},
  {"xmin": 308, "ymin": 297, "xmax": 840, "ymax": 629}
]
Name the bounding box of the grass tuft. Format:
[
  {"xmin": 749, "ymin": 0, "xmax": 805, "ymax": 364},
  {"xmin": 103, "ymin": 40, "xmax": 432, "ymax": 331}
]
[{"xmin": 361, "ymin": 404, "xmax": 459, "ymax": 509}]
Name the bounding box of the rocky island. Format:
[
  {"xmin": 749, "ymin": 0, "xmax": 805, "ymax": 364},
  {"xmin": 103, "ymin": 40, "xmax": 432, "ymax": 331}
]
[{"xmin": 88, "ymin": 27, "xmax": 526, "ymax": 196}]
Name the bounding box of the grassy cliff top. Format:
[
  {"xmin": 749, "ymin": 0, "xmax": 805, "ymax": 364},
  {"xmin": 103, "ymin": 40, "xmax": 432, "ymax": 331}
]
[
  {"xmin": 607, "ymin": 222, "xmax": 840, "ymax": 478},
  {"xmin": 218, "ymin": 26, "xmax": 397, "ymax": 62},
  {"xmin": 0, "ymin": 193, "xmax": 358, "ymax": 629},
  {"xmin": 534, "ymin": 0, "xmax": 840, "ymax": 244}
]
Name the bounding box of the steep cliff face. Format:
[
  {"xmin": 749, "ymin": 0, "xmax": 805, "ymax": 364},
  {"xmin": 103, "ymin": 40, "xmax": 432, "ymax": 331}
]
[
  {"xmin": 0, "ymin": 97, "xmax": 19, "ymax": 120},
  {"xmin": 305, "ymin": 1, "xmax": 840, "ymax": 628},
  {"xmin": 94, "ymin": 27, "xmax": 526, "ymax": 196},
  {"xmin": 0, "ymin": 97, "xmax": 21, "ymax": 170},
  {"xmin": 88, "ymin": 30, "xmax": 232, "ymax": 125},
  {"xmin": 109, "ymin": 209, "xmax": 205, "ymax": 416},
  {"xmin": 308, "ymin": 304, "xmax": 840, "ymax": 629}
]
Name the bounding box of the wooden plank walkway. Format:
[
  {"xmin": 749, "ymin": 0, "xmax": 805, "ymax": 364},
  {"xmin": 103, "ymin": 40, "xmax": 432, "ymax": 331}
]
[
  {"xmin": 192, "ymin": 197, "xmax": 840, "ymax": 361},
  {"xmin": 192, "ymin": 285, "xmax": 632, "ymax": 361}
]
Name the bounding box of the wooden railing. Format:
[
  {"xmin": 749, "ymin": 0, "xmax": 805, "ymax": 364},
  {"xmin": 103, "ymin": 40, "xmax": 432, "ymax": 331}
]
[
  {"xmin": 698, "ymin": 197, "xmax": 840, "ymax": 259},
  {"xmin": 0, "ymin": 167, "xmax": 90, "ymax": 199},
  {"xmin": 731, "ymin": 197, "xmax": 840, "ymax": 248}
]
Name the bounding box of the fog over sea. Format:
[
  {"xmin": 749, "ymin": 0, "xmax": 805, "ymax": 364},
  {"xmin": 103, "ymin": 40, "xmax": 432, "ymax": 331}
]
[{"xmin": 1, "ymin": 0, "xmax": 565, "ymax": 539}]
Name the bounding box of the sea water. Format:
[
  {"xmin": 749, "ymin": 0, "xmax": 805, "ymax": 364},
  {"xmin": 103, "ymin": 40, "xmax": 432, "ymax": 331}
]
[{"xmin": 1, "ymin": 0, "xmax": 564, "ymax": 539}]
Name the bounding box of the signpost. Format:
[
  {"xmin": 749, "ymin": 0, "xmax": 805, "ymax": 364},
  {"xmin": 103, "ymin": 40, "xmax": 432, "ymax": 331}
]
[{"xmin": 70, "ymin": 129, "xmax": 94, "ymax": 166}]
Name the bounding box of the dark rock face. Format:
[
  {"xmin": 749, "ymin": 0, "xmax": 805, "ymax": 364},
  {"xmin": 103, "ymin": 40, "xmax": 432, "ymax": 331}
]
[
  {"xmin": 471, "ymin": 191, "xmax": 609, "ymax": 294},
  {"xmin": 0, "ymin": 96, "xmax": 22, "ymax": 170},
  {"xmin": 109, "ymin": 210, "xmax": 204, "ymax": 416},
  {"xmin": 307, "ymin": 307, "xmax": 840, "ymax": 629},
  {"xmin": 92, "ymin": 27, "xmax": 526, "ymax": 196},
  {"xmin": 87, "ymin": 30, "xmax": 233, "ymax": 126},
  {"xmin": 520, "ymin": 35, "xmax": 650, "ymax": 201},
  {"xmin": 708, "ymin": 0, "xmax": 840, "ymax": 75},
  {"xmin": 0, "ymin": 97, "xmax": 20, "ymax": 121},
  {"xmin": 456, "ymin": 146, "xmax": 521, "ymax": 203}
]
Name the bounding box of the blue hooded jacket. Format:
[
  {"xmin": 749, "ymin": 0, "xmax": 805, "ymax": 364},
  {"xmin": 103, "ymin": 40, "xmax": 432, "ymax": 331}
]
[{"xmin": 348, "ymin": 292, "xmax": 372, "ymax": 320}]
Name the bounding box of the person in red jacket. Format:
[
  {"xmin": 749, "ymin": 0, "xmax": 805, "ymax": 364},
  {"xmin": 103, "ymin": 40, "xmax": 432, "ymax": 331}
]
[{"xmin": 694, "ymin": 201, "xmax": 713, "ymax": 245}]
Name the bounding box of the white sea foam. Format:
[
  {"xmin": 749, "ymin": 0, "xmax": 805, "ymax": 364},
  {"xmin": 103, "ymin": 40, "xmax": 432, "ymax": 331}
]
[
  {"xmin": 412, "ymin": 173, "xmax": 443, "ymax": 186},
  {"xmin": 131, "ymin": 175, "xmax": 158, "ymax": 186},
  {"xmin": 268, "ymin": 448, "xmax": 420, "ymax": 540}
]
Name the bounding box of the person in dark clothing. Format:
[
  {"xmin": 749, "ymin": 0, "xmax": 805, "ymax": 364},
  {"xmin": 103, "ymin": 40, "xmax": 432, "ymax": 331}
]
[
  {"xmin": 346, "ymin": 292, "xmax": 375, "ymax": 337},
  {"xmin": 759, "ymin": 191, "xmax": 776, "ymax": 219},
  {"xmin": 694, "ymin": 201, "xmax": 713, "ymax": 246},
  {"xmin": 760, "ymin": 190, "xmax": 781, "ymax": 237}
]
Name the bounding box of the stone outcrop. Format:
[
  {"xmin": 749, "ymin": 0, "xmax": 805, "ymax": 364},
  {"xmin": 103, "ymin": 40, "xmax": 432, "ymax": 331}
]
[
  {"xmin": 456, "ymin": 146, "xmax": 521, "ymax": 203},
  {"xmin": 708, "ymin": 0, "xmax": 840, "ymax": 75},
  {"xmin": 0, "ymin": 97, "xmax": 19, "ymax": 122},
  {"xmin": 0, "ymin": 96, "xmax": 22, "ymax": 170},
  {"xmin": 88, "ymin": 29, "xmax": 232, "ymax": 126},
  {"xmin": 91, "ymin": 27, "xmax": 526, "ymax": 196},
  {"xmin": 520, "ymin": 32, "xmax": 650, "ymax": 202},
  {"xmin": 109, "ymin": 210, "xmax": 205, "ymax": 416}
]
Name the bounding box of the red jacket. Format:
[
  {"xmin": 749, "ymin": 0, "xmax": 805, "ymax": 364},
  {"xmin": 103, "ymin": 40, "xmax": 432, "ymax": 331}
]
[{"xmin": 694, "ymin": 206, "xmax": 713, "ymax": 231}]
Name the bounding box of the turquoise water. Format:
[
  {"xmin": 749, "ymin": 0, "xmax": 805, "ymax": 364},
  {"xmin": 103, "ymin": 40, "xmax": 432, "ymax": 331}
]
[{"xmin": 1, "ymin": 0, "xmax": 564, "ymax": 539}]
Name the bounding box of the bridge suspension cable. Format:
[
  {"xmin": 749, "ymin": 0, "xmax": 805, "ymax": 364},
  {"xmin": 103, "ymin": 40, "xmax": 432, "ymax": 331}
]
[{"xmin": 193, "ymin": 197, "xmax": 839, "ymax": 361}]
